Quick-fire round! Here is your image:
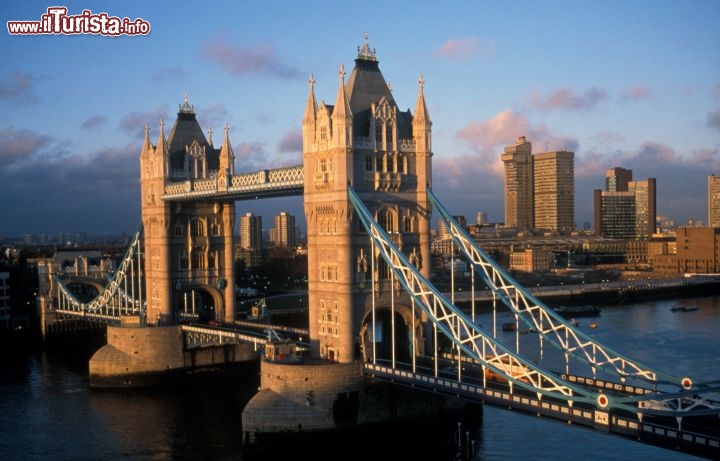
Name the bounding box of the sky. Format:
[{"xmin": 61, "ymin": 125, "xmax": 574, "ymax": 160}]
[{"xmin": 1, "ymin": 1, "xmax": 719, "ymax": 238}]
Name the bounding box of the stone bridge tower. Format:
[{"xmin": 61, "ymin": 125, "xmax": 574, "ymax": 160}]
[
  {"xmin": 139, "ymin": 98, "xmax": 236, "ymax": 325},
  {"xmin": 303, "ymin": 36, "xmax": 433, "ymax": 363}
]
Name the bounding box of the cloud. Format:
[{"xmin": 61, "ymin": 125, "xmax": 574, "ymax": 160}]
[
  {"xmin": 196, "ymin": 103, "xmax": 229, "ymax": 133},
  {"xmin": 278, "ymin": 129, "xmax": 302, "ymax": 153},
  {"xmin": 153, "ymin": 66, "xmax": 186, "ymax": 83},
  {"xmin": 201, "ymin": 35, "xmax": 302, "ymax": 79},
  {"xmin": 589, "ymin": 130, "xmax": 626, "ymax": 147},
  {"xmin": 432, "ymin": 153, "xmax": 504, "ymax": 223},
  {"xmin": 621, "ymin": 85, "xmax": 653, "ymax": 101},
  {"xmin": 0, "ymin": 70, "xmax": 39, "ymax": 104},
  {"xmin": 455, "ymin": 109, "xmax": 578, "ymax": 161},
  {"xmin": 119, "ymin": 105, "xmax": 169, "ymax": 137},
  {"xmin": 433, "ymin": 37, "xmax": 494, "ymax": 61},
  {"xmin": 0, "ymin": 126, "xmax": 51, "ymax": 169},
  {"xmin": 707, "ymin": 110, "xmax": 720, "ymax": 131},
  {"xmin": 525, "ymin": 87, "xmax": 608, "ymax": 111},
  {"xmin": 0, "ymin": 135, "xmax": 141, "ymax": 235},
  {"xmin": 233, "ymin": 141, "xmax": 269, "ymax": 171},
  {"xmin": 574, "ymin": 142, "xmax": 720, "ymax": 226},
  {"xmin": 442, "ymin": 108, "xmax": 719, "ymax": 227},
  {"xmin": 432, "ymin": 110, "xmax": 579, "ymax": 223},
  {"xmin": 80, "ymin": 115, "xmax": 108, "ymax": 129}
]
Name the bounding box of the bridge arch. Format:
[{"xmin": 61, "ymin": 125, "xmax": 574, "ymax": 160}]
[
  {"xmin": 177, "ymin": 284, "xmax": 224, "ymax": 324},
  {"xmin": 358, "ymin": 302, "xmax": 424, "ymax": 364},
  {"xmin": 59, "ymin": 277, "xmax": 107, "ymax": 302}
]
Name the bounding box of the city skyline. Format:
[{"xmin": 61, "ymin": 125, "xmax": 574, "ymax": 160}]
[{"xmin": 1, "ymin": 1, "xmax": 719, "ymax": 237}]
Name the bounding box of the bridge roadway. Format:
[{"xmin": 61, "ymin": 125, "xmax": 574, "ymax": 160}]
[
  {"xmin": 364, "ymin": 359, "xmax": 720, "ymax": 459},
  {"xmin": 181, "ymin": 320, "xmax": 307, "ymax": 350}
]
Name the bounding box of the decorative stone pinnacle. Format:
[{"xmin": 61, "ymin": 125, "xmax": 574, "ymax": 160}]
[{"xmin": 357, "ymin": 31, "xmax": 377, "ymax": 61}]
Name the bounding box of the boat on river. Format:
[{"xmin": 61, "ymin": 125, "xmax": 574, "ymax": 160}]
[
  {"xmin": 553, "ymin": 304, "xmax": 600, "ymax": 318},
  {"xmin": 670, "ymin": 304, "xmax": 699, "ymax": 312}
]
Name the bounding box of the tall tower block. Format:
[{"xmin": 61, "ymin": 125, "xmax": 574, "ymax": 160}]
[
  {"xmin": 302, "ymin": 36, "xmax": 432, "ymax": 363},
  {"xmin": 501, "ymin": 136, "xmax": 533, "ymax": 229}
]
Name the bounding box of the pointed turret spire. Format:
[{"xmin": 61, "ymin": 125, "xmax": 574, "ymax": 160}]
[
  {"xmin": 331, "ymin": 64, "xmax": 352, "ymax": 146},
  {"xmin": 303, "ymin": 73, "xmax": 317, "ymax": 126},
  {"xmin": 332, "ymin": 65, "xmax": 352, "ymax": 120},
  {"xmin": 141, "ymin": 122, "xmax": 153, "ymax": 156},
  {"xmin": 219, "ymin": 123, "xmax": 235, "ymax": 176},
  {"xmin": 156, "ymin": 118, "xmax": 169, "ymax": 176},
  {"xmin": 156, "ymin": 118, "xmax": 167, "ymax": 154},
  {"xmin": 413, "ymin": 74, "xmax": 431, "ymax": 125}
]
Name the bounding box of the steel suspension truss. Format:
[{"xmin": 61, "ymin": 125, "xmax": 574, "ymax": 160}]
[
  {"xmin": 348, "ymin": 186, "xmax": 625, "ymax": 411},
  {"xmin": 54, "ymin": 225, "xmax": 145, "ymax": 322},
  {"xmin": 427, "ymin": 189, "xmax": 720, "ymax": 420},
  {"xmin": 426, "ymin": 189, "xmax": 692, "ymax": 391}
]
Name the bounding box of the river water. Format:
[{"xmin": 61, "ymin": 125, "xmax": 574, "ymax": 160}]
[{"xmin": 1, "ymin": 294, "xmax": 718, "ymax": 460}]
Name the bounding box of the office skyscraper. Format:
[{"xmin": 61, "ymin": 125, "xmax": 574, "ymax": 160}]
[
  {"xmin": 501, "ymin": 136, "xmax": 533, "ymax": 229},
  {"xmin": 629, "ymin": 178, "xmax": 656, "ymax": 239},
  {"xmin": 533, "ymin": 150, "xmax": 575, "ymax": 233},
  {"xmin": 594, "ymin": 167, "xmax": 656, "ymax": 239},
  {"xmin": 605, "ymin": 167, "xmax": 632, "ymax": 192},
  {"xmin": 239, "ymin": 212, "xmax": 262, "ymax": 249},
  {"xmin": 270, "ymin": 211, "xmax": 296, "ymax": 247}
]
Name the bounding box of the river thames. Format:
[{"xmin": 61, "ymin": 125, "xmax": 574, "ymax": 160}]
[{"xmin": 1, "ymin": 294, "xmax": 718, "ymax": 460}]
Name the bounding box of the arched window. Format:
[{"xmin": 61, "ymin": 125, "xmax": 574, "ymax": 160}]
[
  {"xmin": 377, "ymin": 208, "xmax": 397, "ymax": 234},
  {"xmin": 190, "ymin": 218, "xmax": 206, "ymax": 237}
]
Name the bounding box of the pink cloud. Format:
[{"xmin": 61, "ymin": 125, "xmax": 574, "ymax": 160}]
[
  {"xmin": 621, "ymin": 85, "xmax": 653, "ymax": 101},
  {"xmin": 455, "ymin": 109, "xmax": 578, "ymax": 163},
  {"xmin": 525, "ymin": 87, "xmax": 608, "ymax": 111},
  {"xmin": 433, "ymin": 37, "xmax": 494, "ymax": 61},
  {"xmin": 278, "ymin": 129, "xmax": 302, "ymax": 153},
  {"xmin": 201, "ymin": 35, "xmax": 302, "ymax": 79}
]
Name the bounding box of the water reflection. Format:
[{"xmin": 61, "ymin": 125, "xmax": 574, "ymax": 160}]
[{"xmin": 0, "ymin": 295, "xmax": 717, "ymax": 460}]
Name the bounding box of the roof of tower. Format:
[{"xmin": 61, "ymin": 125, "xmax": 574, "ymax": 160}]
[
  {"xmin": 165, "ymin": 95, "xmax": 219, "ymax": 171},
  {"xmin": 344, "ymin": 34, "xmax": 413, "ymax": 139}
]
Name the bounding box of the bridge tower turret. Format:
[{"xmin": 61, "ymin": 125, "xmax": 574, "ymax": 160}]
[
  {"xmin": 303, "ymin": 36, "xmax": 432, "ymax": 363},
  {"xmin": 140, "ymin": 119, "xmax": 173, "ymax": 325},
  {"xmin": 140, "ymin": 98, "xmax": 236, "ymax": 325}
]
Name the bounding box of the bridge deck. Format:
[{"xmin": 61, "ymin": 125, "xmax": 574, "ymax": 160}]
[{"xmin": 364, "ymin": 362, "xmax": 720, "ymax": 459}]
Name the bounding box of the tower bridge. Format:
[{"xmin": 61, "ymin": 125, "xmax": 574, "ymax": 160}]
[{"xmin": 37, "ymin": 37, "xmax": 720, "ymax": 459}]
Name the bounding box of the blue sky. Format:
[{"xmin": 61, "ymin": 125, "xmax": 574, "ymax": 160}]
[{"xmin": 1, "ymin": 1, "xmax": 719, "ymax": 238}]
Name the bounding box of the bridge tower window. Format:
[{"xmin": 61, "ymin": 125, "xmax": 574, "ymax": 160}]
[
  {"xmin": 377, "ymin": 208, "xmax": 397, "ymax": 234},
  {"xmin": 191, "ymin": 252, "xmax": 205, "ymax": 270},
  {"xmin": 179, "ymin": 250, "xmax": 189, "ymax": 270},
  {"xmin": 190, "ymin": 218, "xmax": 206, "ymax": 237}
]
